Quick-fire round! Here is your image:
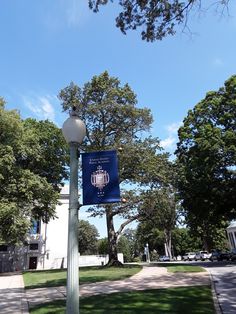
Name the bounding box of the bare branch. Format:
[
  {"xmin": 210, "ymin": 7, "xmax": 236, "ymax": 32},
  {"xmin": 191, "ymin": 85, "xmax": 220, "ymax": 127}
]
[{"xmin": 116, "ymin": 213, "xmax": 140, "ymax": 236}]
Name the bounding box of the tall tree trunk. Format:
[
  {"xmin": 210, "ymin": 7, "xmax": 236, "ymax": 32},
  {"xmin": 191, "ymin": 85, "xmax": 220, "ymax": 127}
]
[
  {"xmin": 202, "ymin": 234, "xmax": 210, "ymax": 252},
  {"xmin": 106, "ymin": 205, "xmax": 123, "ymax": 266},
  {"xmin": 202, "ymin": 223, "xmax": 210, "ymax": 252},
  {"xmin": 164, "ymin": 229, "xmax": 172, "ymax": 259}
]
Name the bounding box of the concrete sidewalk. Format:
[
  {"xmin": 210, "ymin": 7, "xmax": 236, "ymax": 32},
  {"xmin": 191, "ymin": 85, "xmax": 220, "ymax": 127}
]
[
  {"xmin": 25, "ymin": 266, "xmax": 210, "ymax": 307},
  {"xmin": 0, "ymin": 272, "xmax": 29, "ymax": 314},
  {"xmin": 0, "ymin": 266, "xmax": 212, "ymax": 313}
]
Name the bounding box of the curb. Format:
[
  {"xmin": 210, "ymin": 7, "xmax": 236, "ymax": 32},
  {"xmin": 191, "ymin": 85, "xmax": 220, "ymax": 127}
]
[
  {"xmin": 21, "ymin": 288, "xmax": 29, "ymax": 314},
  {"xmin": 205, "ymin": 269, "xmax": 222, "ymax": 314},
  {"xmin": 20, "ymin": 272, "xmax": 29, "ymax": 314}
]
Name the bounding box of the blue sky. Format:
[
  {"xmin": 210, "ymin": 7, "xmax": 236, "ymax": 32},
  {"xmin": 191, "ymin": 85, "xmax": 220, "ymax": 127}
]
[{"xmin": 1, "ymin": 1, "xmax": 236, "ymax": 237}]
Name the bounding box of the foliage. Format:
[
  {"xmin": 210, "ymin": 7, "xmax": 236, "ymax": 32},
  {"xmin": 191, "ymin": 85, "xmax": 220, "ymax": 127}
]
[
  {"xmin": 136, "ymin": 224, "xmax": 228, "ymax": 257},
  {"xmin": 122, "ymin": 228, "xmax": 139, "ymax": 259},
  {"xmin": 59, "ymin": 71, "xmax": 153, "ymax": 152},
  {"xmin": 89, "ymin": 0, "xmax": 230, "ymax": 42},
  {"xmin": 136, "ymin": 221, "xmax": 165, "ymax": 255},
  {"xmin": 141, "ymin": 187, "xmax": 177, "ymax": 230},
  {"xmin": 206, "ymin": 224, "xmax": 229, "ymax": 251},
  {"xmin": 97, "ymin": 238, "xmax": 109, "ymax": 255},
  {"xmin": 171, "ymin": 228, "xmax": 202, "ymax": 256},
  {"xmin": 78, "ymin": 220, "xmax": 99, "ymax": 254},
  {"xmin": 22, "ymin": 118, "xmax": 69, "ymax": 191},
  {"xmin": 136, "ymin": 187, "xmax": 177, "ymax": 258},
  {"xmin": 59, "ymin": 71, "xmax": 172, "ymax": 265},
  {"xmin": 117, "ymin": 235, "xmax": 132, "ymax": 262},
  {"xmin": 176, "ymin": 75, "xmax": 236, "ymax": 250},
  {"xmin": 136, "ymin": 224, "xmax": 203, "ymax": 258},
  {"xmin": 0, "ymin": 101, "xmax": 69, "ymax": 244}
]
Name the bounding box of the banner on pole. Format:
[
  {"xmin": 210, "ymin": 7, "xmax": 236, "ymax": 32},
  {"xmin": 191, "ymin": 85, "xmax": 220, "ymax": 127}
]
[{"xmin": 82, "ymin": 150, "xmax": 121, "ymax": 205}]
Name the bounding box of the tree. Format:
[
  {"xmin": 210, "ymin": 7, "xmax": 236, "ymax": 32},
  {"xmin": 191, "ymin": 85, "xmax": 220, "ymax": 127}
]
[
  {"xmin": 91, "ymin": 143, "xmax": 172, "ymax": 266},
  {"xmin": 78, "ymin": 220, "xmax": 99, "ymax": 254},
  {"xmin": 136, "ymin": 186, "xmax": 177, "ymax": 258},
  {"xmin": 89, "ymin": 0, "xmax": 230, "ymax": 42},
  {"xmin": 117, "ymin": 235, "xmax": 133, "ymax": 262},
  {"xmin": 59, "ymin": 71, "xmax": 153, "ymax": 151},
  {"xmin": 59, "ymin": 71, "xmax": 171, "ymax": 265},
  {"xmin": 122, "ymin": 228, "xmax": 139, "ymax": 259},
  {"xmin": 0, "ymin": 100, "xmax": 69, "ymax": 244},
  {"xmin": 171, "ymin": 227, "xmax": 202, "ymax": 256},
  {"xmin": 22, "ymin": 118, "xmax": 69, "ymax": 192},
  {"xmin": 136, "ymin": 221, "xmax": 165, "ymax": 257},
  {"xmin": 97, "ymin": 238, "xmax": 109, "ymax": 254},
  {"xmin": 172, "ymin": 225, "xmax": 229, "ymax": 255},
  {"xmin": 175, "ymin": 75, "xmax": 236, "ymax": 250}
]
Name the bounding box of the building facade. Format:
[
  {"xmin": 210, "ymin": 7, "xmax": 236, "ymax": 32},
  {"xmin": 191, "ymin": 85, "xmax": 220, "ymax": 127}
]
[
  {"xmin": 0, "ymin": 186, "xmax": 69, "ymax": 272},
  {"xmin": 0, "ymin": 186, "xmax": 123, "ymax": 272},
  {"xmin": 226, "ymin": 221, "xmax": 236, "ymax": 250}
]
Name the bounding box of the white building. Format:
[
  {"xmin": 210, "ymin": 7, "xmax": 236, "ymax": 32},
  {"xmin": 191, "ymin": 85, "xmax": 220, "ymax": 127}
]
[
  {"xmin": 0, "ymin": 186, "xmax": 123, "ymax": 272},
  {"xmin": 226, "ymin": 221, "xmax": 236, "ymax": 250}
]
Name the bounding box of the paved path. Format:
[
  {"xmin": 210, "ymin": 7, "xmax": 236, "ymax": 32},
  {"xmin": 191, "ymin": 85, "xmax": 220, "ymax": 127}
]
[
  {"xmin": 204, "ymin": 263, "xmax": 236, "ymax": 314},
  {"xmin": 0, "ymin": 272, "xmax": 28, "ymax": 314},
  {"xmin": 0, "ymin": 265, "xmax": 213, "ymax": 313},
  {"xmin": 25, "ymin": 266, "xmax": 210, "ymax": 307}
]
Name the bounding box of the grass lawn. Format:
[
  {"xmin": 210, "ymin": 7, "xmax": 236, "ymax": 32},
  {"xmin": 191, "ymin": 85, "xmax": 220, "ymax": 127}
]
[
  {"xmin": 157, "ymin": 263, "xmax": 206, "ymax": 273},
  {"xmin": 29, "ymin": 285, "xmax": 215, "ymax": 314},
  {"xmin": 23, "ymin": 265, "xmax": 141, "ymax": 289}
]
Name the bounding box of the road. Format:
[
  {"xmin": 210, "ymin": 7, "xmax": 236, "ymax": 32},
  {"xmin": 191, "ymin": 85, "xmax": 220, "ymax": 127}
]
[{"xmin": 191, "ymin": 261, "xmax": 236, "ymax": 314}]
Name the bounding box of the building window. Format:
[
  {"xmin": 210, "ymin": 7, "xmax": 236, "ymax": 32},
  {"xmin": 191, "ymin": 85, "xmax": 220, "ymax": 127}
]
[
  {"xmin": 30, "ymin": 220, "xmax": 40, "ymax": 235},
  {"xmin": 0, "ymin": 245, "xmax": 8, "ymax": 252},
  {"xmin": 29, "ymin": 243, "xmax": 39, "ymax": 251}
]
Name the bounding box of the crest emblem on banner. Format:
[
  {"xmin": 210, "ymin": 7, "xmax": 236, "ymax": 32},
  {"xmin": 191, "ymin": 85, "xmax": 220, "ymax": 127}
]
[
  {"xmin": 91, "ymin": 165, "xmax": 110, "ymax": 190},
  {"xmin": 82, "ymin": 150, "xmax": 120, "ymax": 205}
]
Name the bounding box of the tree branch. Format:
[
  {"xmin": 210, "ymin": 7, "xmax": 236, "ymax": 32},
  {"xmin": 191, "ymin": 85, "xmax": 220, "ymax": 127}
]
[{"xmin": 116, "ymin": 213, "xmax": 140, "ymax": 236}]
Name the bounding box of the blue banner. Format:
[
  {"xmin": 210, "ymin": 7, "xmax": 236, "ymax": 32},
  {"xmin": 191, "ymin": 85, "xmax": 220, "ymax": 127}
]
[{"xmin": 82, "ymin": 150, "xmax": 121, "ymax": 205}]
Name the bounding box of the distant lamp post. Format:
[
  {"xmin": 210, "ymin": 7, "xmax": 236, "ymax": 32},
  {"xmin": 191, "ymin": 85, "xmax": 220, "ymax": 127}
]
[{"xmin": 62, "ymin": 108, "xmax": 86, "ymax": 314}]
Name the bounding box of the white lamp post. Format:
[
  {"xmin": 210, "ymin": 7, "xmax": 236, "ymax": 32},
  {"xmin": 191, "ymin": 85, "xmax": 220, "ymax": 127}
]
[{"xmin": 62, "ymin": 109, "xmax": 86, "ymax": 314}]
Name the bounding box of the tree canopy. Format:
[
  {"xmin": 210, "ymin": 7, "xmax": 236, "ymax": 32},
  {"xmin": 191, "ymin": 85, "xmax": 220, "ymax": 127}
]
[
  {"xmin": 89, "ymin": 0, "xmax": 230, "ymax": 42},
  {"xmin": 59, "ymin": 71, "xmax": 152, "ymax": 151},
  {"xmin": 137, "ymin": 186, "xmax": 177, "ymax": 258},
  {"xmin": 0, "ymin": 100, "xmax": 69, "ymax": 244},
  {"xmin": 175, "ymin": 75, "xmax": 236, "ymax": 249},
  {"xmin": 78, "ymin": 219, "xmax": 99, "ymax": 254},
  {"xmin": 59, "ymin": 71, "xmax": 173, "ymax": 265}
]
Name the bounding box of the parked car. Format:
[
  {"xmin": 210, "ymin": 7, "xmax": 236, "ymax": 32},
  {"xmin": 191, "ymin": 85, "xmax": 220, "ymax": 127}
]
[
  {"xmin": 195, "ymin": 251, "xmax": 211, "ymax": 261},
  {"xmin": 209, "ymin": 250, "xmax": 220, "ymax": 261},
  {"xmin": 159, "ymin": 255, "xmax": 170, "ymax": 262},
  {"xmin": 210, "ymin": 250, "xmax": 230, "ymax": 261},
  {"xmin": 219, "ymin": 251, "xmax": 231, "ymax": 261},
  {"xmin": 230, "ymin": 248, "xmax": 236, "ymax": 261},
  {"xmin": 182, "ymin": 252, "xmax": 196, "ymax": 261}
]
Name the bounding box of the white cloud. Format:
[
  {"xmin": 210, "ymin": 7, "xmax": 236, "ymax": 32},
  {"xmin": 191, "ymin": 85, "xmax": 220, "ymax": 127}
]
[
  {"xmin": 39, "ymin": 97, "xmax": 55, "ymax": 120},
  {"xmin": 166, "ymin": 122, "xmax": 182, "ymax": 134},
  {"xmin": 23, "ymin": 94, "xmax": 56, "ymax": 122},
  {"xmin": 160, "ymin": 122, "xmax": 182, "ymax": 151},
  {"xmin": 43, "ymin": 0, "xmax": 90, "ymax": 31},
  {"xmin": 160, "ymin": 136, "xmax": 176, "ymax": 149}
]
